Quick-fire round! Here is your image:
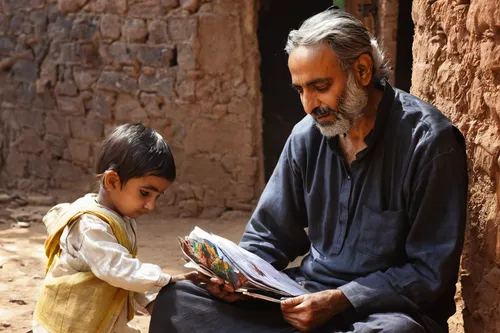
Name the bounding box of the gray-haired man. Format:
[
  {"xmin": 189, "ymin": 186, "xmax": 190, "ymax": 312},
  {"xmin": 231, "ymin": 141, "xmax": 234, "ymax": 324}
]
[{"xmin": 150, "ymin": 8, "xmax": 467, "ymax": 333}]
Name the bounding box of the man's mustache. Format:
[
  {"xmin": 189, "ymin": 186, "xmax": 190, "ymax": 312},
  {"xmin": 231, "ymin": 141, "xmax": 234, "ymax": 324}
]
[{"xmin": 311, "ymin": 106, "xmax": 337, "ymax": 118}]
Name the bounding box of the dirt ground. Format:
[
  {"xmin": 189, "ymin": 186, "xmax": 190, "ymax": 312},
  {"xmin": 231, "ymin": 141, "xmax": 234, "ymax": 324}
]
[{"xmin": 0, "ymin": 201, "xmax": 251, "ymax": 333}]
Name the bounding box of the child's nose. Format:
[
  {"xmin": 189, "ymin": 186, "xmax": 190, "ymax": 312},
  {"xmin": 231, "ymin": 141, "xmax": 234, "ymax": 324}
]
[{"xmin": 144, "ymin": 199, "xmax": 155, "ymax": 211}]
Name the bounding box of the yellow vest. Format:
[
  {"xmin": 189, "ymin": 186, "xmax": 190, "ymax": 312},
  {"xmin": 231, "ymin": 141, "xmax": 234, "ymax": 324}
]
[{"xmin": 34, "ymin": 202, "xmax": 137, "ymax": 333}]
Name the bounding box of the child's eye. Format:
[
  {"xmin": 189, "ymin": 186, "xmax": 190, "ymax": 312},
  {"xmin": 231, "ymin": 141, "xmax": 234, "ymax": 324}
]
[{"xmin": 140, "ymin": 190, "xmax": 149, "ymax": 197}]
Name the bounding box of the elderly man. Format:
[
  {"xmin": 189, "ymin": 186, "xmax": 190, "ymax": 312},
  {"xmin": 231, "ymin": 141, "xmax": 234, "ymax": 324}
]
[{"xmin": 149, "ymin": 8, "xmax": 467, "ymax": 333}]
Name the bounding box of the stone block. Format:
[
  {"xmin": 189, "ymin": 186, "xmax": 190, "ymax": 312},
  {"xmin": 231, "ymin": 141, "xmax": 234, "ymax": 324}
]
[
  {"xmin": 139, "ymin": 70, "xmax": 176, "ymax": 100},
  {"xmin": 57, "ymin": 0, "xmax": 88, "ymax": 13},
  {"xmin": 96, "ymin": 71, "xmax": 138, "ymax": 94},
  {"xmin": 29, "ymin": 156, "xmax": 50, "ymax": 179},
  {"xmin": 0, "ymin": 36, "xmax": 15, "ymax": 55},
  {"xmin": 161, "ymin": 0, "xmax": 178, "ymax": 9},
  {"xmin": 70, "ymin": 17, "xmax": 98, "ymax": 41},
  {"xmin": 84, "ymin": 0, "xmax": 128, "ymax": 14},
  {"xmin": 115, "ymin": 93, "xmax": 148, "ymax": 122},
  {"xmin": 34, "ymin": 90, "xmax": 58, "ymax": 110},
  {"xmin": 73, "ymin": 68, "xmax": 100, "ymax": 90},
  {"xmin": 195, "ymin": 77, "xmax": 216, "ymax": 100},
  {"xmin": 19, "ymin": 132, "xmax": 45, "ymax": 154},
  {"xmin": 18, "ymin": 83, "xmax": 36, "ymax": 106},
  {"xmin": 30, "ymin": 12, "xmax": 47, "ymax": 39},
  {"xmin": 184, "ymin": 115, "xmax": 253, "ymax": 156},
  {"xmin": 55, "ymin": 81, "xmax": 79, "ymax": 96},
  {"xmin": 140, "ymin": 92, "xmax": 163, "ymax": 118},
  {"xmin": 108, "ymin": 43, "xmax": 174, "ymax": 67},
  {"xmin": 93, "ymin": 91, "xmax": 115, "ymax": 120},
  {"xmin": 16, "ymin": 109, "xmax": 45, "ymax": 135},
  {"xmin": 56, "ymin": 95, "xmax": 85, "ymax": 116},
  {"xmin": 198, "ymin": 14, "xmax": 241, "ymax": 75},
  {"xmin": 50, "ymin": 160, "xmax": 90, "ymax": 187},
  {"xmin": 148, "ymin": 20, "xmax": 169, "ymax": 44},
  {"xmin": 177, "ymin": 43, "xmax": 197, "ymax": 70},
  {"xmin": 70, "ymin": 117, "xmax": 104, "ymax": 141},
  {"xmin": 179, "ymin": 199, "xmax": 201, "ymax": 217},
  {"xmin": 67, "ymin": 139, "xmax": 91, "ymax": 163},
  {"xmin": 11, "ymin": 60, "xmax": 37, "ymax": 83},
  {"xmin": 45, "ymin": 113, "xmax": 70, "ymax": 136},
  {"xmin": 181, "ymin": 155, "xmax": 228, "ymax": 189},
  {"xmin": 45, "ymin": 133, "xmax": 67, "ymax": 158},
  {"xmin": 59, "ymin": 43, "xmax": 82, "ymax": 63},
  {"xmin": 122, "ymin": 19, "xmax": 148, "ymax": 43},
  {"xmin": 4, "ymin": 151, "xmax": 28, "ymax": 177},
  {"xmin": 176, "ymin": 79, "xmax": 195, "ymax": 102},
  {"xmin": 179, "ymin": 0, "xmax": 199, "ymax": 12},
  {"xmin": 178, "ymin": 183, "xmax": 195, "ymax": 200},
  {"xmin": 128, "ymin": 2, "xmax": 163, "ymax": 18},
  {"xmin": 47, "ymin": 17, "xmax": 73, "ymax": 41},
  {"xmin": 100, "ymin": 14, "xmax": 122, "ymax": 40},
  {"xmin": 168, "ymin": 17, "xmax": 197, "ymax": 41},
  {"xmin": 135, "ymin": 44, "xmax": 174, "ymax": 67}
]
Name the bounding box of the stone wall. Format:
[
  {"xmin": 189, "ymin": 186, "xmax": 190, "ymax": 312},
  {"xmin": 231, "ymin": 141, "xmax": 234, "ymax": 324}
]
[
  {"xmin": 0, "ymin": 0, "xmax": 264, "ymax": 218},
  {"xmin": 412, "ymin": 0, "xmax": 500, "ymax": 332}
]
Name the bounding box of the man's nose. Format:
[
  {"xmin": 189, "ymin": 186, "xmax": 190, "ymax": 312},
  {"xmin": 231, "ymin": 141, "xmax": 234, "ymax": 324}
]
[{"xmin": 302, "ymin": 90, "xmax": 320, "ymax": 115}]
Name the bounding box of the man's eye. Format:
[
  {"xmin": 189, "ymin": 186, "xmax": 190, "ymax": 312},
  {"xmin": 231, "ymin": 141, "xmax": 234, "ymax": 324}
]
[
  {"xmin": 315, "ymin": 85, "xmax": 329, "ymax": 92},
  {"xmin": 140, "ymin": 190, "xmax": 149, "ymax": 197}
]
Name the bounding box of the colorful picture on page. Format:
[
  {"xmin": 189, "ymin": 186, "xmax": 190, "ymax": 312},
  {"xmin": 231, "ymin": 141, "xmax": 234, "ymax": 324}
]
[{"xmin": 183, "ymin": 238, "xmax": 247, "ymax": 288}]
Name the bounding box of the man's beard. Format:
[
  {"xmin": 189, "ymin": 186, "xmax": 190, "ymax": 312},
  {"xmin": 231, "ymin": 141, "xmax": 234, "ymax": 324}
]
[{"xmin": 312, "ymin": 70, "xmax": 369, "ymax": 138}]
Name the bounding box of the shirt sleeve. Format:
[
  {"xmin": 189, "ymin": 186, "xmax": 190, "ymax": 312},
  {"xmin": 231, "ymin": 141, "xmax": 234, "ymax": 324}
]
[
  {"xmin": 239, "ymin": 135, "xmax": 311, "ymax": 270},
  {"xmin": 76, "ymin": 215, "xmax": 171, "ymax": 293},
  {"xmin": 338, "ymin": 145, "xmax": 468, "ymax": 316}
]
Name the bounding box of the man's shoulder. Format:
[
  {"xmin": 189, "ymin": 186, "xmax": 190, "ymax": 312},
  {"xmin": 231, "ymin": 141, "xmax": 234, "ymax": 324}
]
[
  {"xmin": 393, "ymin": 89, "xmax": 465, "ymax": 160},
  {"xmin": 395, "ymin": 89, "xmax": 464, "ymax": 147}
]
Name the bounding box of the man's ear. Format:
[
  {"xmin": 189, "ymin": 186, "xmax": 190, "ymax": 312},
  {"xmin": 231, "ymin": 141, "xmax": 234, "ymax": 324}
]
[
  {"xmin": 103, "ymin": 170, "xmax": 121, "ymax": 191},
  {"xmin": 351, "ymin": 53, "xmax": 373, "ymax": 87}
]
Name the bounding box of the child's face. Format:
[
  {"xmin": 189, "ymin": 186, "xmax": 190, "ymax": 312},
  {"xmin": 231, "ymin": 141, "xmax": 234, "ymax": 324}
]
[{"xmin": 108, "ymin": 175, "xmax": 172, "ymax": 218}]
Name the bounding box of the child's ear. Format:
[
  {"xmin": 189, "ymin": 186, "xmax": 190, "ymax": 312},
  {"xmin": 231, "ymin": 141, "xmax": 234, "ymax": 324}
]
[{"xmin": 103, "ymin": 171, "xmax": 121, "ymax": 191}]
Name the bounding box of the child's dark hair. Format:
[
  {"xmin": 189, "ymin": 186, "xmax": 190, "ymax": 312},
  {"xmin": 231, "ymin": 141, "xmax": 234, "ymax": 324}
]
[{"xmin": 95, "ymin": 123, "xmax": 176, "ymax": 185}]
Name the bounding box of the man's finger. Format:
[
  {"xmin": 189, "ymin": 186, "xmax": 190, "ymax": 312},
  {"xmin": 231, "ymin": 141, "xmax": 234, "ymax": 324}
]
[{"xmin": 280, "ymin": 295, "xmax": 303, "ymax": 309}]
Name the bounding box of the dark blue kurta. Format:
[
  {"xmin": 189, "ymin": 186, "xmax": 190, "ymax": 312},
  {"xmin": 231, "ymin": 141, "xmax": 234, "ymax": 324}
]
[{"xmin": 239, "ymin": 82, "xmax": 468, "ymax": 329}]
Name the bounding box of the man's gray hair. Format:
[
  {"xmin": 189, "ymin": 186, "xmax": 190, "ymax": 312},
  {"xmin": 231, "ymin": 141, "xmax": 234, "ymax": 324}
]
[{"xmin": 285, "ymin": 9, "xmax": 391, "ymax": 83}]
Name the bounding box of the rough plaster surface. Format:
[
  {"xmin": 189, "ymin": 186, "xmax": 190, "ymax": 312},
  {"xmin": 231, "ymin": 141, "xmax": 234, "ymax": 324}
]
[
  {"xmin": 0, "ymin": 0, "xmax": 264, "ymax": 218},
  {"xmin": 412, "ymin": 0, "xmax": 500, "ymax": 332}
]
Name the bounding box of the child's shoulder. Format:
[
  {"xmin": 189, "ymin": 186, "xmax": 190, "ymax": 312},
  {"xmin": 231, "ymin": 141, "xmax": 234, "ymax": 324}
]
[{"xmin": 43, "ymin": 193, "xmax": 120, "ymax": 234}]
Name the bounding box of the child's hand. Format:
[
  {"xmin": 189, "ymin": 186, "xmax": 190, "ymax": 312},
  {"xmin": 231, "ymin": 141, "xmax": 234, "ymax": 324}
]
[{"xmin": 171, "ymin": 271, "xmax": 201, "ymax": 283}]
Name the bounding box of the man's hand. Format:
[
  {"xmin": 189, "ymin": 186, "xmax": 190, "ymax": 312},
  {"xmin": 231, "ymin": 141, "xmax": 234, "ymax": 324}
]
[
  {"xmin": 280, "ymin": 289, "xmax": 351, "ymax": 332},
  {"xmin": 196, "ymin": 274, "xmax": 249, "ymax": 303}
]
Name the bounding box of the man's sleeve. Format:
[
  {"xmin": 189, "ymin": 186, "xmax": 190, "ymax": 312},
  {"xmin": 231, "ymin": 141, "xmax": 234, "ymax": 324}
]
[
  {"xmin": 239, "ymin": 135, "xmax": 311, "ymax": 270},
  {"xmin": 339, "ymin": 141, "xmax": 467, "ymax": 315}
]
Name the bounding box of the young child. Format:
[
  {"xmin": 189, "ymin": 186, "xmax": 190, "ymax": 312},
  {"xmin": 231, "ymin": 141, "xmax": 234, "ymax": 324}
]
[{"xmin": 33, "ymin": 123, "xmax": 198, "ymax": 333}]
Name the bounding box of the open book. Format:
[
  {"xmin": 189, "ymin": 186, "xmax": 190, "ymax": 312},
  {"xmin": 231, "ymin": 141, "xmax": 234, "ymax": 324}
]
[{"xmin": 178, "ymin": 227, "xmax": 309, "ymax": 303}]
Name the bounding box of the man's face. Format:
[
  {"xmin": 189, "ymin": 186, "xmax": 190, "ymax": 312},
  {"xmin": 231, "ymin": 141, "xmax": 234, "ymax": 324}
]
[{"xmin": 288, "ymin": 43, "xmax": 368, "ymax": 137}]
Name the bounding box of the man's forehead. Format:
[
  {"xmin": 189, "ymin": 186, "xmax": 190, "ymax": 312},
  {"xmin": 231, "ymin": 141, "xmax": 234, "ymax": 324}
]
[
  {"xmin": 288, "ymin": 43, "xmax": 339, "ymax": 67},
  {"xmin": 288, "ymin": 44, "xmax": 341, "ymax": 84}
]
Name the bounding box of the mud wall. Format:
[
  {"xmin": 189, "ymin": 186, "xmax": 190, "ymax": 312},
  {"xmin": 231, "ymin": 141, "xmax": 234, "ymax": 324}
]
[{"xmin": 412, "ymin": 0, "xmax": 500, "ymax": 331}]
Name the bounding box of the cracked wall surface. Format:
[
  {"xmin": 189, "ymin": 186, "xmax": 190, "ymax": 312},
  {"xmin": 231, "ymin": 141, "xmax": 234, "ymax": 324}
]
[{"xmin": 412, "ymin": 0, "xmax": 500, "ymax": 331}]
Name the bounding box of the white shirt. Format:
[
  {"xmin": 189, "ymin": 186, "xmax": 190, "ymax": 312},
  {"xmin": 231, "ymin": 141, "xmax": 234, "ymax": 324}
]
[{"xmin": 33, "ymin": 194, "xmax": 171, "ymax": 333}]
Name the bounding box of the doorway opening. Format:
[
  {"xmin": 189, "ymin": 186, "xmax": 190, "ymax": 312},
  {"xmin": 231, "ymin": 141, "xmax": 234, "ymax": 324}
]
[
  {"xmin": 258, "ymin": 0, "xmax": 334, "ymax": 181},
  {"xmin": 394, "ymin": 0, "xmax": 414, "ymax": 92}
]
